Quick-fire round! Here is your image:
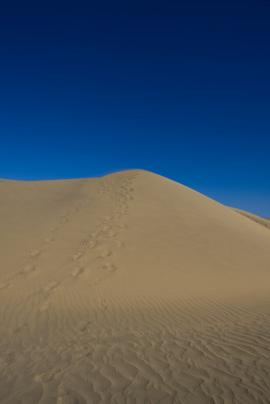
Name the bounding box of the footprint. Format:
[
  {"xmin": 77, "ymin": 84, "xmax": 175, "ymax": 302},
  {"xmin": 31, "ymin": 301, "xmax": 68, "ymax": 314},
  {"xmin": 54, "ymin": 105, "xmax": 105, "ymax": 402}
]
[
  {"xmin": 117, "ymin": 223, "xmax": 127, "ymax": 229},
  {"xmin": 101, "ymin": 262, "xmax": 116, "ymax": 272},
  {"xmin": 115, "ymin": 240, "xmax": 124, "ymax": 248},
  {"xmin": 80, "ymin": 238, "xmax": 89, "ymax": 248},
  {"xmin": 44, "ymin": 281, "xmax": 59, "ymax": 293},
  {"xmin": 79, "ymin": 321, "xmax": 91, "ymax": 332},
  {"xmin": 88, "ymin": 240, "xmax": 96, "ymax": 249},
  {"xmin": 44, "ymin": 236, "xmax": 54, "ymax": 243},
  {"xmin": 21, "ymin": 264, "xmax": 36, "ymax": 274},
  {"xmin": 98, "ymin": 298, "xmax": 108, "ymax": 310},
  {"xmin": 29, "ymin": 249, "xmax": 42, "ymax": 258},
  {"xmin": 98, "ymin": 249, "xmax": 112, "ymax": 258},
  {"xmin": 72, "ymin": 252, "xmax": 83, "ymax": 262},
  {"xmin": 71, "ymin": 267, "xmax": 84, "ymax": 278}
]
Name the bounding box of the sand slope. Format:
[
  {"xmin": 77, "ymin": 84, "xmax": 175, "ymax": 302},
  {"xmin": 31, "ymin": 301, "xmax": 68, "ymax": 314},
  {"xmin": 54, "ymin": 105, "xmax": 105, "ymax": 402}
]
[
  {"xmin": 234, "ymin": 208, "xmax": 270, "ymax": 230},
  {"xmin": 0, "ymin": 169, "xmax": 270, "ymax": 403}
]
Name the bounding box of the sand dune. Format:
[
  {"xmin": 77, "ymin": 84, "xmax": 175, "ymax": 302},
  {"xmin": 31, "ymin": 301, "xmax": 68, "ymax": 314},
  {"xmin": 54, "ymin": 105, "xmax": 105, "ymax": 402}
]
[
  {"xmin": 0, "ymin": 169, "xmax": 270, "ymax": 403},
  {"xmin": 234, "ymin": 208, "xmax": 270, "ymax": 230}
]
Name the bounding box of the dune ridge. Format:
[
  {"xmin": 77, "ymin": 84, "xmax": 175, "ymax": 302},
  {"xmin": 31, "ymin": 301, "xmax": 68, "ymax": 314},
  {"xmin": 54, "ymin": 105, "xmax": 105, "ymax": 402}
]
[
  {"xmin": 234, "ymin": 208, "xmax": 270, "ymax": 230},
  {"xmin": 1, "ymin": 169, "xmax": 270, "ymax": 403}
]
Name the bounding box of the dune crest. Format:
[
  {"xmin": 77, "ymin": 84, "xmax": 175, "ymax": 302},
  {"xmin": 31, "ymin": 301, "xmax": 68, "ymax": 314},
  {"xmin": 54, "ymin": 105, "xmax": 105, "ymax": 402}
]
[
  {"xmin": 1, "ymin": 169, "xmax": 270, "ymax": 403},
  {"xmin": 234, "ymin": 208, "xmax": 270, "ymax": 229}
]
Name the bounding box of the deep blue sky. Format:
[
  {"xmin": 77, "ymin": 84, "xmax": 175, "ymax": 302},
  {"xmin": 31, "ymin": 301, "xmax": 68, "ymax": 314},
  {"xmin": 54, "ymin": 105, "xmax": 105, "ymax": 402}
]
[{"xmin": 0, "ymin": 0, "xmax": 269, "ymax": 216}]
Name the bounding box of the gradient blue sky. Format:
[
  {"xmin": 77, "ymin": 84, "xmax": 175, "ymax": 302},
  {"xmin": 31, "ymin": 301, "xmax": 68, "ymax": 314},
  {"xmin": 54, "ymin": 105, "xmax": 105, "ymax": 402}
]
[{"xmin": 0, "ymin": 0, "xmax": 269, "ymax": 216}]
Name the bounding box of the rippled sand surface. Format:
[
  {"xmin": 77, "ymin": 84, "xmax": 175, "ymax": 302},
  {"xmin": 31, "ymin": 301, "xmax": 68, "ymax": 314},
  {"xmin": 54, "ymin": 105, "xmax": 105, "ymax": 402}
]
[{"xmin": 1, "ymin": 170, "xmax": 270, "ymax": 403}]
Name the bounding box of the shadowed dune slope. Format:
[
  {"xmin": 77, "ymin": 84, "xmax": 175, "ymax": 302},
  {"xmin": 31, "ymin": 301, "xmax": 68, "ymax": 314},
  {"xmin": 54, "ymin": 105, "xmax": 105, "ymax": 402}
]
[{"xmin": 0, "ymin": 169, "xmax": 270, "ymax": 403}]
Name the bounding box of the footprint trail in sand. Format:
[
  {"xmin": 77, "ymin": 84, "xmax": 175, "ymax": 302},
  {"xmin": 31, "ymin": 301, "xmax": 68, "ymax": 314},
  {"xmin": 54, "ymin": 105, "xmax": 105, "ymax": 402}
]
[{"xmin": 0, "ymin": 170, "xmax": 270, "ymax": 403}]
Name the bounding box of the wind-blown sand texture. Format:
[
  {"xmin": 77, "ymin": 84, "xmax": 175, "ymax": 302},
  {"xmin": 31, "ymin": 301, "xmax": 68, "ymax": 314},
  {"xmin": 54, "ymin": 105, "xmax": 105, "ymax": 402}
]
[{"xmin": 0, "ymin": 169, "xmax": 270, "ymax": 403}]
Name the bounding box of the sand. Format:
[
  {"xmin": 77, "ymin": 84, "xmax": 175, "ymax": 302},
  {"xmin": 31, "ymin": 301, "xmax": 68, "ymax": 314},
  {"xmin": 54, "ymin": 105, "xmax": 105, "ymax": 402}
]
[
  {"xmin": 0, "ymin": 169, "xmax": 270, "ymax": 403},
  {"xmin": 234, "ymin": 208, "xmax": 270, "ymax": 230}
]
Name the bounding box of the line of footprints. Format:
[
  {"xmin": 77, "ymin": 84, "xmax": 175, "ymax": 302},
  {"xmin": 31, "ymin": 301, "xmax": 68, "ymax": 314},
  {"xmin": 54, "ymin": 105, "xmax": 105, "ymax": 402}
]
[
  {"xmin": 40, "ymin": 174, "xmax": 137, "ymax": 311},
  {"xmin": 69, "ymin": 175, "xmax": 136, "ymax": 286},
  {"xmin": 0, "ymin": 174, "xmax": 137, "ymax": 313},
  {"xmin": 0, "ymin": 199, "xmax": 86, "ymax": 293}
]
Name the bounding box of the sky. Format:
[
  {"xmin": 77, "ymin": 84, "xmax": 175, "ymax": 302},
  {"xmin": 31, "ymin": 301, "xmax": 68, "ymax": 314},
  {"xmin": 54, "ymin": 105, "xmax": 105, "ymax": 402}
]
[{"xmin": 0, "ymin": 0, "xmax": 269, "ymax": 216}]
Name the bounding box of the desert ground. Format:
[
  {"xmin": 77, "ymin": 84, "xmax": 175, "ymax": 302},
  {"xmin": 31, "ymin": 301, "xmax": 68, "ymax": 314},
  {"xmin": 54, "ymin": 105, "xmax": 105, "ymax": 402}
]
[{"xmin": 0, "ymin": 169, "xmax": 270, "ymax": 403}]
